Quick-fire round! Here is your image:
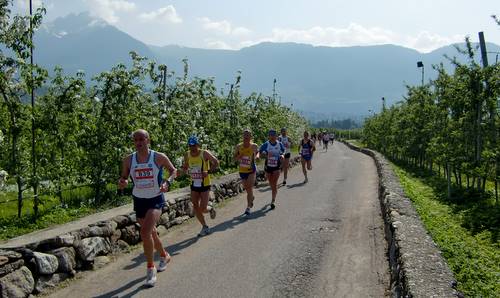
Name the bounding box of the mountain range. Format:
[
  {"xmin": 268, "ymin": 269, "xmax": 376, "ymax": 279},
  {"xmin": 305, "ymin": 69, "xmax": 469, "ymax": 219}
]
[{"xmin": 32, "ymin": 12, "xmax": 500, "ymax": 118}]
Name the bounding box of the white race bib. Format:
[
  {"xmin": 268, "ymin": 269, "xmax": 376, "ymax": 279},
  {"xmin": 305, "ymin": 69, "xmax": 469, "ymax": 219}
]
[
  {"xmin": 268, "ymin": 156, "xmax": 278, "ymax": 167},
  {"xmin": 190, "ymin": 168, "xmax": 203, "ymax": 187},
  {"xmin": 240, "ymin": 156, "xmax": 251, "ymax": 168},
  {"xmin": 134, "ymin": 167, "xmax": 154, "ymax": 189}
]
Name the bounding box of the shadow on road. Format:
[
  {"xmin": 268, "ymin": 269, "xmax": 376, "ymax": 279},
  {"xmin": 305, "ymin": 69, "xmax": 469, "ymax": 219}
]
[
  {"xmin": 286, "ymin": 181, "xmax": 306, "ymax": 189},
  {"xmin": 123, "ymin": 204, "xmax": 272, "ymax": 271},
  {"xmin": 92, "ymin": 275, "xmax": 145, "ymax": 298},
  {"xmin": 211, "ymin": 205, "xmax": 271, "ymax": 234},
  {"xmin": 168, "ymin": 235, "xmax": 199, "ymax": 256},
  {"xmin": 257, "ymin": 186, "xmax": 271, "ymax": 192},
  {"xmin": 123, "ymin": 254, "xmax": 145, "ymax": 271}
]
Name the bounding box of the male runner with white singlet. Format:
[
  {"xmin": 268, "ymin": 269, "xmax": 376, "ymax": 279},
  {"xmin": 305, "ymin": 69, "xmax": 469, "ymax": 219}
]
[{"xmin": 118, "ymin": 129, "xmax": 176, "ymax": 287}]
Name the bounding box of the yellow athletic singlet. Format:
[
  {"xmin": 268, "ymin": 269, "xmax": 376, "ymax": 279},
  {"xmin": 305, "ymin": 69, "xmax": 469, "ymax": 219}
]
[
  {"xmin": 188, "ymin": 150, "xmax": 211, "ymax": 187},
  {"xmin": 238, "ymin": 143, "xmax": 256, "ymax": 173}
]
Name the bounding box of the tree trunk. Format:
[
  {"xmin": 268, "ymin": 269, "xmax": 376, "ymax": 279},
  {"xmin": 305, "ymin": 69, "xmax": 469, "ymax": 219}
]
[{"xmin": 447, "ymin": 162, "xmax": 452, "ymax": 199}]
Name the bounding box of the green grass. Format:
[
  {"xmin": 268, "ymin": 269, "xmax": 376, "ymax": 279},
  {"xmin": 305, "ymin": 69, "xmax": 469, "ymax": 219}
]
[
  {"xmin": 0, "ymin": 183, "xmax": 133, "ymax": 240},
  {"xmin": 0, "ymin": 205, "xmax": 96, "ymax": 240},
  {"xmin": 391, "ymin": 163, "xmax": 499, "ymax": 297},
  {"xmin": 346, "ymin": 139, "xmax": 365, "ymax": 148}
]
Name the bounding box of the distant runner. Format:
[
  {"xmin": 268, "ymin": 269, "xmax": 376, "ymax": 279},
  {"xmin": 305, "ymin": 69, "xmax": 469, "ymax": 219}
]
[
  {"xmin": 257, "ymin": 129, "xmax": 285, "ymax": 210},
  {"xmin": 322, "ymin": 131, "xmax": 330, "ymax": 151},
  {"xmin": 181, "ymin": 136, "xmax": 219, "ymax": 237},
  {"xmin": 299, "ymin": 131, "xmax": 316, "ymax": 183},
  {"xmin": 234, "ymin": 129, "xmax": 259, "ymax": 216},
  {"xmin": 118, "ymin": 129, "xmax": 176, "ymax": 287},
  {"xmin": 278, "ymin": 127, "xmax": 292, "ymax": 185}
]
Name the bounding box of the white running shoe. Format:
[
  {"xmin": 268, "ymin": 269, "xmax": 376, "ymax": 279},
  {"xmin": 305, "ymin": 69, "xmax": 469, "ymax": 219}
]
[
  {"xmin": 244, "ymin": 208, "xmax": 251, "ymax": 216},
  {"xmin": 145, "ymin": 267, "xmax": 157, "ymax": 287},
  {"xmin": 158, "ymin": 256, "xmax": 170, "ymax": 272}
]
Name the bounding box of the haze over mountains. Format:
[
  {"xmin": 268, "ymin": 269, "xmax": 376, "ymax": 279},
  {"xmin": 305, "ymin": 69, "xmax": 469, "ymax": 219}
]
[{"xmin": 34, "ymin": 12, "xmax": 500, "ymax": 118}]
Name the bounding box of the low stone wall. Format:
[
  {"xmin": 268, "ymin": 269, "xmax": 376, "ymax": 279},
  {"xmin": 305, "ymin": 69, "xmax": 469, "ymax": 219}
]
[
  {"xmin": 0, "ymin": 156, "xmax": 301, "ymax": 297},
  {"xmin": 342, "ymin": 142, "xmax": 461, "ymax": 297}
]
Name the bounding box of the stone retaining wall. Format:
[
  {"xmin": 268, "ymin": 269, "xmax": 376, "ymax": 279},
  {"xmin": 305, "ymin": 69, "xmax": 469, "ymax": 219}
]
[
  {"xmin": 0, "ymin": 156, "xmax": 301, "ymax": 297},
  {"xmin": 343, "ymin": 142, "xmax": 461, "ymax": 297}
]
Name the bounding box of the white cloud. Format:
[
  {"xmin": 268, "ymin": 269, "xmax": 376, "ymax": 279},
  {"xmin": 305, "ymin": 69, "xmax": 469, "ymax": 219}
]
[
  {"xmin": 269, "ymin": 23, "xmax": 395, "ymax": 47},
  {"xmin": 405, "ymin": 31, "xmax": 463, "ymax": 53},
  {"xmin": 85, "ymin": 0, "xmax": 136, "ymax": 24},
  {"xmin": 237, "ymin": 23, "xmax": 464, "ymax": 52},
  {"xmin": 199, "ymin": 17, "xmax": 252, "ymax": 36},
  {"xmin": 205, "ymin": 40, "xmax": 232, "ymax": 50},
  {"xmin": 232, "ymin": 27, "xmax": 252, "ymax": 37},
  {"xmin": 139, "ymin": 5, "xmax": 182, "ymax": 24}
]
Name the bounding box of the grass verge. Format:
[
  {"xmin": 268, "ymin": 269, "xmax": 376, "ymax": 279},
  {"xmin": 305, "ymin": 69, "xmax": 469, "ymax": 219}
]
[{"xmin": 391, "ymin": 163, "xmax": 499, "ymax": 297}]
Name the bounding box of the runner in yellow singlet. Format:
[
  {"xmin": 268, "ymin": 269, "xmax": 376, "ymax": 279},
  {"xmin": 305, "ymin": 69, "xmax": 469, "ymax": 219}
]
[
  {"xmin": 181, "ymin": 136, "xmax": 219, "ymax": 237},
  {"xmin": 234, "ymin": 129, "xmax": 259, "ymax": 216}
]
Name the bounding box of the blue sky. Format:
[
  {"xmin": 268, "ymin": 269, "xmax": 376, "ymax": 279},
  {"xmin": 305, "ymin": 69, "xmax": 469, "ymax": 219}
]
[{"xmin": 13, "ymin": 0, "xmax": 500, "ymax": 52}]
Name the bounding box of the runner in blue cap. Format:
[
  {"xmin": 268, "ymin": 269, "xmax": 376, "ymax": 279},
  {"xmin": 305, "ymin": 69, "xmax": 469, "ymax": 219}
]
[{"xmin": 180, "ymin": 135, "xmax": 219, "ymax": 236}]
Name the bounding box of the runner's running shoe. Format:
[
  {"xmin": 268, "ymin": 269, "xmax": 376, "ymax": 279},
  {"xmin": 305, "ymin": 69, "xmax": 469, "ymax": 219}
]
[
  {"xmin": 158, "ymin": 256, "xmax": 170, "ymax": 272},
  {"xmin": 145, "ymin": 267, "xmax": 157, "ymax": 287},
  {"xmin": 198, "ymin": 225, "xmax": 211, "ymax": 237},
  {"xmin": 209, "ymin": 207, "xmax": 216, "ymax": 219}
]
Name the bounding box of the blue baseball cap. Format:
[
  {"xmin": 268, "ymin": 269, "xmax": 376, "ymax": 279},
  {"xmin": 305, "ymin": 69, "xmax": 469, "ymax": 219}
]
[
  {"xmin": 188, "ymin": 136, "xmax": 199, "ymax": 146},
  {"xmin": 268, "ymin": 129, "xmax": 277, "ymax": 136}
]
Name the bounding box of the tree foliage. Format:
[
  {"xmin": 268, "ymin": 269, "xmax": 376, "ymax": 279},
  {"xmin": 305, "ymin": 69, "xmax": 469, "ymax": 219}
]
[
  {"xmin": 363, "ymin": 38, "xmax": 500, "ymax": 196},
  {"xmin": 0, "ymin": 2, "xmax": 308, "ymax": 217}
]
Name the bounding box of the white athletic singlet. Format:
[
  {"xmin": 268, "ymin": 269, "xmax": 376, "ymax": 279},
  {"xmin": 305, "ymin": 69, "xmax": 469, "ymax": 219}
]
[
  {"xmin": 130, "ymin": 150, "xmax": 163, "ymax": 198},
  {"xmin": 279, "ymin": 136, "xmax": 291, "ymax": 154}
]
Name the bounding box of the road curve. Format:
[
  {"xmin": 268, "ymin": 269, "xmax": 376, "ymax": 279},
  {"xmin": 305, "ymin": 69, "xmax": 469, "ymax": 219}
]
[{"xmin": 49, "ymin": 141, "xmax": 389, "ymax": 298}]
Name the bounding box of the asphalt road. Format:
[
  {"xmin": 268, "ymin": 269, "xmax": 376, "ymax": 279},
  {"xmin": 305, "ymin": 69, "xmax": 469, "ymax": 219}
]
[{"xmin": 48, "ymin": 141, "xmax": 389, "ymax": 298}]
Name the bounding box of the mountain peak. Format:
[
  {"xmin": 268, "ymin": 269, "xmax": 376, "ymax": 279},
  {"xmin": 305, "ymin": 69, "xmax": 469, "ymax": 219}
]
[{"xmin": 42, "ymin": 11, "xmax": 108, "ymax": 37}]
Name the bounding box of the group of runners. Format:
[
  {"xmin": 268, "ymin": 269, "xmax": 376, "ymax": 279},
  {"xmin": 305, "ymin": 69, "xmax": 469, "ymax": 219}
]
[
  {"xmin": 312, "ymin": 131, "xmax": 335, "ymax": 151},
  {"xmin": 117, "ymin": 127, "xmax": 319, "ymax": 287}
]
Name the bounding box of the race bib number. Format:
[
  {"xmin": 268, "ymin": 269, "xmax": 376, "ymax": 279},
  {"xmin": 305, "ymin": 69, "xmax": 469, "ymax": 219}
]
[
  {"xmin": 190, "ymin": 168, "xmax": 203, "ymax": 187},
  {"xmin": 134, "ymin": 168, "xmax": 154, "ymax": 189},
  {"xmin": 301, "ymin": 148, "xmax": 310, "ymax": 156},
  {"xmin": 240, "ymin": 156, "xmax": 251, "ymax": 168},
  {"xmin": 268, "ymin": 156, "xmax": 278, "ymax": 167}
]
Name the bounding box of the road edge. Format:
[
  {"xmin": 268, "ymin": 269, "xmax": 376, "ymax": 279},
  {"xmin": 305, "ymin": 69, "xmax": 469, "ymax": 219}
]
[{"xmin": 342, "ymin": 141, "xmax": 461, "ymax": 298}]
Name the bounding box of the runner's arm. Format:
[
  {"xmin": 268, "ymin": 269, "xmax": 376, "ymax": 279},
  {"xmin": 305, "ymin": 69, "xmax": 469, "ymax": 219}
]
[
  {"xmin": 156, "ymin": 153, "xmax": 177, "ymax": 191},
  {"xmin": 178, "ymin": 153, "xmax": 189, "ymax": 176},
  {"xmin": 204, "ymin": 150, "xmax": 220, "ymax": 173},
  {"xmin": 252, "ymin": 144, "xmax": 260, "ymax": 160},
  {"xmin": 233, "ymin": 144, "xmax": 241, "ymax": 161},
  {"xmin": 118, "ymin": 155, "xmax": 131, "ymax": 189},
  {"xmin": 256, "ymin": 143, "xmax": 267, "ymax": 159}
]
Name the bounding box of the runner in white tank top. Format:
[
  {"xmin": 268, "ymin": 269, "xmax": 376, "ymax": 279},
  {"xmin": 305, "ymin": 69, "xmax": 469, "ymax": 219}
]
[
  {"xmin": 130, "ymin": 150, "xmax": 163, "ymax": 198},
  {"xmin": 118, "ymin": 129, "xmax": 177, "ymax": 287}
]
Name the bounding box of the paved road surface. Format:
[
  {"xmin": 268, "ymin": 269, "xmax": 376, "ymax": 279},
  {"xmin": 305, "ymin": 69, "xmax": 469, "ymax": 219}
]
[{"xmin": 49, "ymin": 142, "xmax": 389, "ymax": 298}]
